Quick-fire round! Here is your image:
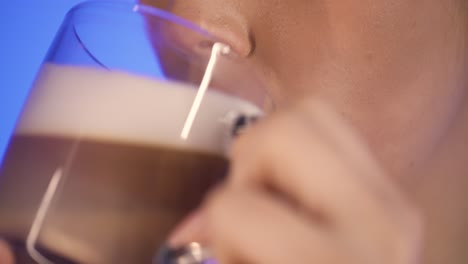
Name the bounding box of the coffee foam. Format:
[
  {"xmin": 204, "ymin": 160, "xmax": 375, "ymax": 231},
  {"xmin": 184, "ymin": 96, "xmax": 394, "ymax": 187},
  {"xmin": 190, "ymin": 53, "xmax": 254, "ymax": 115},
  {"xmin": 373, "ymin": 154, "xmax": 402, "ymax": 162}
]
[{"xmin": 16, "ymin": 64, "xmax": 262, "ymax": 154}]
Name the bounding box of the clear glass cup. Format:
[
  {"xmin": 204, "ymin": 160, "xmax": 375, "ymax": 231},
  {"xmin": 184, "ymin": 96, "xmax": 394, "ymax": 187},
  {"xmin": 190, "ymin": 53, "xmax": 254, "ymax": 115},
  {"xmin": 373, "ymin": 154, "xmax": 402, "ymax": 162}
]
[{"xmin": 0, "ymin": 1, "xmax": 272, "ymax": 263}]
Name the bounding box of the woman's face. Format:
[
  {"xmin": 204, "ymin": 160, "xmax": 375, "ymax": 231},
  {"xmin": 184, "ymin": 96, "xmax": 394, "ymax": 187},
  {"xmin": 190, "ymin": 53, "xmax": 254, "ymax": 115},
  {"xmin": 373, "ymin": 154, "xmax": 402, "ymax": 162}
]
[{"xmin": 143, "ymin": 0, "xmax": 468, "ymax": 178}]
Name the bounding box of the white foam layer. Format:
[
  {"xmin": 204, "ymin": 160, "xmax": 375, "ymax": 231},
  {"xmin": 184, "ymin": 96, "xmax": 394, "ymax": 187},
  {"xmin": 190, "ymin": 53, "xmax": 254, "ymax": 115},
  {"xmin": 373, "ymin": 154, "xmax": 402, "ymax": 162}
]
[{"xmin": 16, "ymin": 64, "xmax": 262, "ymax": 154}]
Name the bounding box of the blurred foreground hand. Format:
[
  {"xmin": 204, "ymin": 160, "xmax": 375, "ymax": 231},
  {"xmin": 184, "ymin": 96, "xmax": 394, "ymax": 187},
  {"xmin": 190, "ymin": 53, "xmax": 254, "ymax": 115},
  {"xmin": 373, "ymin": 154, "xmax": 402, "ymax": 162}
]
[
  {"xmin": 0, "ymin": 240, "xmax": 14, "ymax": 264},
  {"xmin": 169, "ymin": 99, "xmax": 424, "ymax": 264}
]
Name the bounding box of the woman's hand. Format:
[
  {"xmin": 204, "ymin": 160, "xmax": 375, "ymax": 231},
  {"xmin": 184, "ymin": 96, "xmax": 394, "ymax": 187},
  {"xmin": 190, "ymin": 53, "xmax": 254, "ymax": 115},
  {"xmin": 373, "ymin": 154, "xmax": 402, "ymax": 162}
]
[
  {"xmin": 170, "ymin": 99, "xmax": 423, "ymax": 264},
  {"xmin": 0, "ymin": 240, "xmax": 14, "ymax": 264}
]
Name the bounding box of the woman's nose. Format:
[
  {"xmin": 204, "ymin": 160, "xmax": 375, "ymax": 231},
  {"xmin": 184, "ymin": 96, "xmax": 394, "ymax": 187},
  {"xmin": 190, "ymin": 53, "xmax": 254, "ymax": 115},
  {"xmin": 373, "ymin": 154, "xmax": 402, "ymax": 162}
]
[{"xmin": 166, "ymin": 0, "xmax": 254, "ymax": 57}]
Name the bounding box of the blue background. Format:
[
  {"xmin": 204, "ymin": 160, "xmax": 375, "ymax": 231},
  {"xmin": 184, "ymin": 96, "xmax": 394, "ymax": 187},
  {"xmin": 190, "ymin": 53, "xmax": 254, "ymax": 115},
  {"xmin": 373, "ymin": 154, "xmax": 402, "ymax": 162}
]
[
  {"xmin": 0, "ymin": 0, "xmax": 150, "ymax": 160},
  {"xmin": 0, "ymin": 1, "xmax": 84, "ymax": 159}
]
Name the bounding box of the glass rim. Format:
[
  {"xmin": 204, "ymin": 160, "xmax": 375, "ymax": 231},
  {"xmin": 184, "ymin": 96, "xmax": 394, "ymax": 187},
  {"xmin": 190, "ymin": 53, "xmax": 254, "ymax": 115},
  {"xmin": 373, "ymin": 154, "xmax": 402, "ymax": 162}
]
[
  {"xmin": 67, "ymin": 0, "xmax": 217, "ymax": 40},
  {"xmin": 60, "ymin": 0, "xmax": 275, "ymax": 111}
]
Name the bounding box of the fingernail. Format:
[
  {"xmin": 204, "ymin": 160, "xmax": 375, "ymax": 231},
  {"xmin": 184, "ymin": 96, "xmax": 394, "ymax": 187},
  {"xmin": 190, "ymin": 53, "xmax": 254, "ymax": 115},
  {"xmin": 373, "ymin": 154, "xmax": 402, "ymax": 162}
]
[{"xmin": 169, "ymin": 210, "xmax": 207, "ymax": 248}]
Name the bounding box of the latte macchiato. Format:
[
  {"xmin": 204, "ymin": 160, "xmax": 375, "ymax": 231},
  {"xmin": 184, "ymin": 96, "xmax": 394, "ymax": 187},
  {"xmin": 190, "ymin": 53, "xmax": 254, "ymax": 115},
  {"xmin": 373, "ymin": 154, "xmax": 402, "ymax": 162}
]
[{"xmin": 0, "ymin": 64, "xmax": 261, "ymax": 263}]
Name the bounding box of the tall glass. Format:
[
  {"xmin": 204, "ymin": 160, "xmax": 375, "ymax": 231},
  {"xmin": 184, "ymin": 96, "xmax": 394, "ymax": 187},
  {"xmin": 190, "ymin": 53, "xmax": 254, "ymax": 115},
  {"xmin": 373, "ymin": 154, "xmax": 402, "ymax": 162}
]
[{"xmin": 0, "ymin": 1, "xmax": 271, "ymax": 263}]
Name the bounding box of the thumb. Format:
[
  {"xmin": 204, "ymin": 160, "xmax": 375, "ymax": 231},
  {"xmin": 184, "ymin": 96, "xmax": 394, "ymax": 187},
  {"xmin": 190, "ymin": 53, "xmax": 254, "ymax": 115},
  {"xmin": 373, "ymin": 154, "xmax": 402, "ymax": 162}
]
[
  {"xmin": 0, "ymin": 240, "xmax": 14, "ymax": 264},
  {"xmin": 168, "ymin": 209, "xmax": 207, "ymax": 248}
]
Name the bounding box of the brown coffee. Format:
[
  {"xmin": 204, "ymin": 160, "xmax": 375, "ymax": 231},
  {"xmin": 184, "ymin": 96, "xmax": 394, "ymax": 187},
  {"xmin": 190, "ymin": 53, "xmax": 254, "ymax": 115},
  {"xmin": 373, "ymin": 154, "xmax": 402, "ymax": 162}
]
[
  {"xmin": 0, "ymin": 64, "xmax": 262, "ymax": 263},
  {"xmin": 0, "ymin": 134, "xmax": 227, "ymax": 263}
]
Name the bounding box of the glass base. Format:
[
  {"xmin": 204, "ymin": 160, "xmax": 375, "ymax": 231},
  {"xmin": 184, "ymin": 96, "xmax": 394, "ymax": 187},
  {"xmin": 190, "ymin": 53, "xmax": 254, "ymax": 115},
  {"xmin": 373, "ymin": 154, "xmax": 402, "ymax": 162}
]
[{"xmin": 156, "ymin": 243, "xmax": 216, "ymax": 264}]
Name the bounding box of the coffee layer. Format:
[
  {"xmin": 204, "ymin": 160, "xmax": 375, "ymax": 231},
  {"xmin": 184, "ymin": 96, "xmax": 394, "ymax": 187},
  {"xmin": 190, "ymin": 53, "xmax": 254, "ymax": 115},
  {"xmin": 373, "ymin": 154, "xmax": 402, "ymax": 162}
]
[{"xmin": 0, "ymin": 134, "xmax": 227, "ymax": 263}]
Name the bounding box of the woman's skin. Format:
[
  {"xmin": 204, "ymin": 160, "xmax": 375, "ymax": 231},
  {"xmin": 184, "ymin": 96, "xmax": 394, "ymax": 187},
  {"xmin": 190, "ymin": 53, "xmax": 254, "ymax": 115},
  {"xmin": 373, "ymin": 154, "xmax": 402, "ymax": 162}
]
[
  {"xmin": 143, "ymin": 0, "xmax": 468, "ymax": 263},
  {"xmin": 2, "ymin": 0, "xmax": 468, "ymax": 263},
  {"xmin": 0, "ymin": 240, "xmax": 13, "ymax": 264}
]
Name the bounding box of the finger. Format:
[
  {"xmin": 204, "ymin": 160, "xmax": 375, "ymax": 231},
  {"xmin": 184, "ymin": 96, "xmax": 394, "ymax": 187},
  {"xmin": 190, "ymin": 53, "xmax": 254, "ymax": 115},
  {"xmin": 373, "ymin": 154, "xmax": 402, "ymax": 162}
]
[
  {"xmin": 229, "ymin": 101, "xmax": 389, "ymax": 225},
  {"xmin": 0, "ymin": 240, "xmax": 14, "ymax": 264},
  {"xmin": 206, "ymin": 186, "xmax": 347, "ymax": 264},
  {"xmin": 293, "ymin": 99, "xmax": 409, "ymax": 209},
  {"xmin": 228, "ymin": 100, "xmax": 422, "ymax": 263},
  {"xmin": 169, "ymin": 101, "xmax": 421, "ymax": 263},
  {"xmin": 168, "ymin": 209, "xmax": 208, "ymax": 247},
  {"xmin": 292, "ymin": 100, "xmax": 422, "ymax": 242}
]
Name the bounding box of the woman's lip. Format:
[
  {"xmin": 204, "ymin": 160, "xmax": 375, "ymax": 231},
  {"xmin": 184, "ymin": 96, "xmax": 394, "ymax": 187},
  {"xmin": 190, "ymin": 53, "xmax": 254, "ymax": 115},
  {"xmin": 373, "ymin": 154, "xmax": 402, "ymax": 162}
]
[
  {"xmin": 166, "ymin": 0, "xmax": 254, "ymax": 58},
  {"xmin": 198, "ymin": 23, "xmax": 253, "ymax": 58}
]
